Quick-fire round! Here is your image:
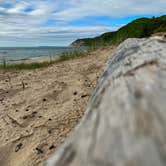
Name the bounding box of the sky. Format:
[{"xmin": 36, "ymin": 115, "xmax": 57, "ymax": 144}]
[{"xmin": 0, "ymin": 0, "xmax": 166, "ymax": 47}]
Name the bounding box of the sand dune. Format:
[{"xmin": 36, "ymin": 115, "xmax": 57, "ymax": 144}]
[{"xmin": 0, "ymin": 47, "xmax": 113, "ymax": 166}]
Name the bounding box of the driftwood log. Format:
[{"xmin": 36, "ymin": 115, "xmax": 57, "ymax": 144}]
[{"xmin": 46, "ymin": 37, "xmax": 166, "ymax": 166}]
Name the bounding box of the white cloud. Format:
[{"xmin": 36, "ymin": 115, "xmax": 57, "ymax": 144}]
[
  {"xmin": 53, "ymin": 0, "xmax": 166, "ymax": 20},
  {"xmin": 7, "ymin": 3, "xmax": 26, "ymax": 14}
]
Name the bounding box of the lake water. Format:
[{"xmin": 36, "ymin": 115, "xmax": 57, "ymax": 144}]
[{"xmin": 0, "ymin": 46, "xmax": 86, "ymax": 62}]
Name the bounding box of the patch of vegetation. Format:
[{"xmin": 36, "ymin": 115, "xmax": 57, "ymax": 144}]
[
  {"xmin": 0, "ymin": 61, "xmax": 55, "ymax": 70},
  {"xmin": 0, "ymin": 50, "xmax": 88, "ymax": 70},
  {"xmin": 57, "ymin": 50, "xmax": 88, "ymax": 62},
  {"xmin": 72, "ymin": 15, "xmax": 166, "ymax": 47}
]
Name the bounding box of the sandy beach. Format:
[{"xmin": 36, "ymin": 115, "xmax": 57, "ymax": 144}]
[{"xmin": 0, "ymin": 46, "xmax": 113, "ymax": 166}]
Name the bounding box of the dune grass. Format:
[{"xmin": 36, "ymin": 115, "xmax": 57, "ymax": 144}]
[
  {"xmin": 57, "ymin": 50, "xmax": 88, "ymax": 62},
  {"xmin": 0, "ymin": 61, "xmax": 54, "ymax": 70},
  {"xmin": 0, "ymin": 50, "xmax": 88, "ymax": 70}
]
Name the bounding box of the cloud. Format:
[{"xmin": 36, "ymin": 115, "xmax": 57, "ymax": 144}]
[
  {"xmin": 0, "ymin": 0, "xmax": 166, "ymax": 46},
  {"xmin": 53, "ymin": 0, "xmax": 166, "ymax": 20},
  {"xmin": 0, "ymin": 24, "xmax": 117, "ymax": 45}
]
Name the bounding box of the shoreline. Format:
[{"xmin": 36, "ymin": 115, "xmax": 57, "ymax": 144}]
[
  {"xmin": 0, "ymin": 49, "xmax": 90, "ymax": 68},
  {"xmin": 0, "ymin": 46, "xmax": 88, "ymax": 65},
  {"xmin": 0, "ymin": 49, "xmax": 91, "ymax": 70},
  {"xmin": 0, "ymin": 55, "xmax": 60, "ymax": 65}
]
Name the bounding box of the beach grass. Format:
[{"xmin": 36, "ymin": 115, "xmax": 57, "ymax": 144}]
[
  {"xmin": 57, "ymin": 50, "xmax": 88, "ymax": 62},
  {"xmin": 0, "ymin": 61, "xmax": 54, "ymax": 70},
  {"xmin": 0, "ymin": 50, "xmax": 88, "ymax": 70}
]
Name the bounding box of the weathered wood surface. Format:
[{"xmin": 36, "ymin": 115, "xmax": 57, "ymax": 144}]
[{"xmin": 46, "ymin": 37, "xmax": 166, "ymax": 166}]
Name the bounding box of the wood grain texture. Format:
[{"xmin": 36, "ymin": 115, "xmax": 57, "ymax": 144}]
[{"xmin": 46, "ymin": 37, "xmax": 166, "ymax": 166}]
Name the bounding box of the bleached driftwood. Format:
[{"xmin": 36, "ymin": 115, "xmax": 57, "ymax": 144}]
[{"xmin": 46, "ymin": 37, "xmax": 166, "ymax": 166}]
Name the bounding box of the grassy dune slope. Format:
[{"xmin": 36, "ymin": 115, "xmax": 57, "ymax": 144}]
[{"xmin": 72, "ymin": 15, "xmax": 166, "ymax": 47}]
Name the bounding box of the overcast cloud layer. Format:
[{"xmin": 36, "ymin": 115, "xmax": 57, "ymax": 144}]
[{"xmin": 0, "ymin": 0, "xmax": 166, "ymax": 46}]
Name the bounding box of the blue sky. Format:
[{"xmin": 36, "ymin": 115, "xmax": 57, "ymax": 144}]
[{"xmin": 0, "ymin": 0, "xmax": 166, "ymax": 47}]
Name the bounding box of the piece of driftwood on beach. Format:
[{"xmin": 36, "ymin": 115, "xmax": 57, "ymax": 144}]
[{"xmin": 46, "ymin": 36, "xmax": 166, "ymax": 166}]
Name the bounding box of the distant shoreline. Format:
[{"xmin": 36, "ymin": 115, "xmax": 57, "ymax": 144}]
[
  {"xmin": 0, "ymin": 46, "xmax": 87, "ymax": 64},
  {"xmin": 0, "ymin": 54, "xmax": 60, "ymax": 64}
]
